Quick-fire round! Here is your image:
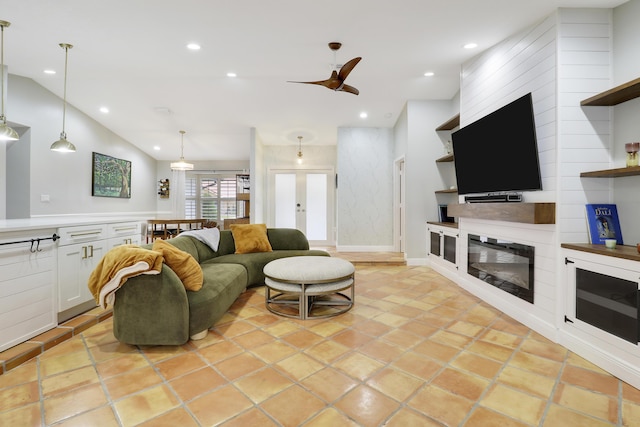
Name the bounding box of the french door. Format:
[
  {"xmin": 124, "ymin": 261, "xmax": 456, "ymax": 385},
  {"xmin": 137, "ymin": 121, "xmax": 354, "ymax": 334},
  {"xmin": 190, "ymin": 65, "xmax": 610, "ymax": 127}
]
[{"xmin": 268, "ymin": 169, "xmax": 334, "ymax": 246}]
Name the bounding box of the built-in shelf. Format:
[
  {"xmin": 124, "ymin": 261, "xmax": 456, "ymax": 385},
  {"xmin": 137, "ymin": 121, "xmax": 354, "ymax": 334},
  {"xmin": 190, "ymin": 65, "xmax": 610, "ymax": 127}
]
[
  {"xmin": 435, "ymin": 114, "xmax": 460, "ymax": 131},
  {"xmin": 580, "ymin": 165, "xmax": 640, "ymax": 178},
  {"xmin": 427, "ymin": 221, "xmax": 458, "ymax": 229},
  {"xmin": 448, "ymin": 202, "xmax": 556, "ymax": 224},
  {"xmin": 436, "ymin": 153, "xmax": 454, "ymax": 163},
  {"xmin": 580, "ymin": 77, "xmax": 640, "ymax": 106},
  {"xmin": 435, "ymin": 188, "xmax": 458, "ymax": 194},
  {"xmin": 561, "ymin": 243, "xmax": 640, "ymax": 262}
]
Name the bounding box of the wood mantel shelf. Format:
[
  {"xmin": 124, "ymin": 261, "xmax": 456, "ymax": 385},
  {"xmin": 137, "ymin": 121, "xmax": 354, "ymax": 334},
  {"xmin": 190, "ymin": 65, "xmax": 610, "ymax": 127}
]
[
  {"xmin": 561, "ymin": 243, "xmax": 640, "ymax": 262},
  {"xmin": 447, "ymin": 202, "xmax": 556, "ymax": 224},
  {"xmin": 580, "ymin": 165, "xmax": 640, "ymax": 178}
]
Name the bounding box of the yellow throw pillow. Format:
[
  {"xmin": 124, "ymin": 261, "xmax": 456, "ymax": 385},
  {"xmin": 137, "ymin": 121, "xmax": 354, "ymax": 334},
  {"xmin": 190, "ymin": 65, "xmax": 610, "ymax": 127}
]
[
  {"xmin": 230, "ymin": 223, "xmax": 273, "ymax": 254},
  {"xmin": 152, "ymin": 239, "xmax": 203, "ymax": 291}
]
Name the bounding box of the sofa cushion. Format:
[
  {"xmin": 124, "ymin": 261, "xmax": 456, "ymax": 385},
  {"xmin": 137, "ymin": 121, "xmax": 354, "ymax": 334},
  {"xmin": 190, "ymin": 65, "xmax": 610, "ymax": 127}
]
[
  {"xmin": 230, "ymin": 223, "xmax": 273, "ymax": 254},
  {"xmin": 153, "ymin": 239, "xmax": 204, "ymax": 291},
  {"xmin": 206, "ymin": 249, "xmax": 330, "ymax": 286},
  {"xmin": 188, "ymin": 263, "xmax": 247, "ymax": 334}
]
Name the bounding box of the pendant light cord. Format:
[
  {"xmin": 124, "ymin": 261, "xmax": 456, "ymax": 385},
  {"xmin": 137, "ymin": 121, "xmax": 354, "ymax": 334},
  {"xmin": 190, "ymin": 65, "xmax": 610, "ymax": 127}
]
[
  {"xmin": 1, "ymin": 23, "xmax": 6, "ymax": 120},
  {"xmin": 61, "ymin": 44, "xmax": 71, "ymax": 136}
]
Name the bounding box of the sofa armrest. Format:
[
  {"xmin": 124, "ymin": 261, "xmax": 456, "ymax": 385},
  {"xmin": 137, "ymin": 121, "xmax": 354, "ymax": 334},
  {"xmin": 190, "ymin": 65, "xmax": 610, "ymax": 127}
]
[{"xmin": 112, "ymin": 264, "xmax": 190, "ymax": 345}]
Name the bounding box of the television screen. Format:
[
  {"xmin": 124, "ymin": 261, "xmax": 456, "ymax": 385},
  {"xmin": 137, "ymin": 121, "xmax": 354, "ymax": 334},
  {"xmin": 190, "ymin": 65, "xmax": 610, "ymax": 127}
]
[{"xmin": 452, "ymin": 93, "xmax": 542, "ymax": 196}]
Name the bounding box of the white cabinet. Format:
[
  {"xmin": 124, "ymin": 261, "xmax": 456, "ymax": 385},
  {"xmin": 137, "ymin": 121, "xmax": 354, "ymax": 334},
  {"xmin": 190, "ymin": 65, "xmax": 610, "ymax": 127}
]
[
  {"xmin": 561, "ymin": 246, "xmax": 640, "ymax": 389},
  {"xmin": 57, "ymin": 221, "xmax": 142, "ymax": 321},
  {"xmin": 107, "ymin": 222, "xmax": 142, "ymax": 248},
  {"xmin": 427, "ymin": 222, "xmax": 458, "ymax": 274},
  {"xmin": 0, "ymin": 230, "xmax": 57, "ymax": 352},
  {"xmin": 57, "ymin": 240, "xmax": 107, "ymax": 313}
]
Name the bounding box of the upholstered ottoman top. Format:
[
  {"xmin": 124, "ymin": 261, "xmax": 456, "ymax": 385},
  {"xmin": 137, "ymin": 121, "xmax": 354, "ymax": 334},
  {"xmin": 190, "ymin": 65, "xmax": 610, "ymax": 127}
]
[{"xmin": 263, "ymin": 256, "xmax": 354, "ymax": 284}]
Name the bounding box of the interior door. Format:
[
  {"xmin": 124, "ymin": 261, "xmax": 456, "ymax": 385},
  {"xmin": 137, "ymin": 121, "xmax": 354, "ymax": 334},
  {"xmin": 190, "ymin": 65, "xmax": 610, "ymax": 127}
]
[{"xmin": 270, "ymin": 169, "xmax": 334, "ymax": 246}]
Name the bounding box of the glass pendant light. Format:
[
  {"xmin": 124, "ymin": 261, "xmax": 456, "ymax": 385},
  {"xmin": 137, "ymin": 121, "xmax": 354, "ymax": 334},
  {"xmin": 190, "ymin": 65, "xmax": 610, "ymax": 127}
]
[
  {"xmin": 296, "ymin": 135, "xmax": 303, "ymax": 164},
  {"xmin": 50, "ymin": 43, "xmax": 76, "ymax": 152},
  {"xmin": 170, "ymin": 130, "xmax": 194, "ymax": 170},
  {"xmin": 0, "ymin": 20, "xmax": 18, "ymax": 141}
]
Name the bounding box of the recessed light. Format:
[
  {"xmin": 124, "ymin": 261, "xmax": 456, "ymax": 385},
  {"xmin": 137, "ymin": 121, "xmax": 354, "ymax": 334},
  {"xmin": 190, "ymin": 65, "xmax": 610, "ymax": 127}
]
[
  {"xmin": 99, "ymin": 107, "xmax": 109, "ymax": 113},
  {"xmin": 153, "ymin": 146, "xmax": 161, "ymax": 151},
  {"xmin": 44, "ymin": 69, "xmax": 56, "ymax": 75},
  {"xmin": 360, "ymin": 112, "xmax": 368, "ymax": 119},
  {"xmin": 463, "ymin": 43, "xmax": 478, "ymax": 49},
  {"xmin": 424, "ymin": 71, "xmax": 435, "ymax": 77},
  {"xmin": 226, "ymin": 72, "xmax": 237, "ymax": 78},
  {"xmin": 186, "ymin": 43, "xmax": 201, "ymax": 50}
]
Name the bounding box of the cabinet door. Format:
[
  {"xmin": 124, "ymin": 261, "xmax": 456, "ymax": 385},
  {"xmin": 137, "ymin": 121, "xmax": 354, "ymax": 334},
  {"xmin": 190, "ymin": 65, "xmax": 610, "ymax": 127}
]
[
  {"xmin": 429, "ymin": 231, "xmax": 441, "ymax": 257},
  {"xmin": 58, "ymin": 241, "xmax": 106, "ymax": 312}
]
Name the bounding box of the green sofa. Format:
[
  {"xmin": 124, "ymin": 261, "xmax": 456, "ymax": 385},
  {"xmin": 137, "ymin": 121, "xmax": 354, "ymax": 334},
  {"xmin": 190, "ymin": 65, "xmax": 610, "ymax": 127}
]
[{"xmin": 112, "ymin": 228, "xmax": 329, "ymax": 346}]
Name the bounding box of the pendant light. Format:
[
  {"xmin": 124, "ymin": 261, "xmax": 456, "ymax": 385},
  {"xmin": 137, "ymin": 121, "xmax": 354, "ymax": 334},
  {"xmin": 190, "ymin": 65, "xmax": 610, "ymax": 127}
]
[
  {"xmin": 170, "ymin": 130, "xmax": 194, "ymax": 170},
  {"xmin": 0, "ymin": 20, "xmax": 18, "ymax": 141},
  {"xmin": 50, "ymin": 43, "xmax": 76, "ymax": 152},
  {"xmin": 296, "ymin": 135, "xmax": 303, "ymax": 164}
]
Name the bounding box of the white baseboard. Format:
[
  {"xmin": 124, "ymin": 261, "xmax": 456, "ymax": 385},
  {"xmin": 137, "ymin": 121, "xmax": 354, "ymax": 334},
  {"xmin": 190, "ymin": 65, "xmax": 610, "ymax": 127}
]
[
  {"xmin": 336, "ymin": 245, "xmax": 395, "ymax": 252},
  {"xmin": 407, "ymin": 258, "xmax": 428, "ymax": 266},
  {"xmin": 559, "ymin": 330, "xmax": 640, "ymax": 390}
]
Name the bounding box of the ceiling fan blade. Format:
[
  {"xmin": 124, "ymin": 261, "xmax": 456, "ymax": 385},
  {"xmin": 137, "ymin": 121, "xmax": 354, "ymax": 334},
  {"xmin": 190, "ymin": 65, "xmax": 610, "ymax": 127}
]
[
  {"xmin": 287, "ymin": 79, "xmax": 334, "ymax": 89},
  {"xmin": 339, "ymin": 84, "xmax": 359, "ymax": 95},
  {"xmin": 338, "ymin": 57, "xmax": 361, "ymax": 81}
]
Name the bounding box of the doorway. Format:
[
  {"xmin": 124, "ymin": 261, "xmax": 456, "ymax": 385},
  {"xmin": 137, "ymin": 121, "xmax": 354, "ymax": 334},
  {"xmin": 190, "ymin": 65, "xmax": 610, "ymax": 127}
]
[
  {"xmin": 394, "ymin": 157, "xmax": 405, "ymax": 253},
  {"xmin": 268, "ymin": 169, "xmax": 335, "ymax": 246}
]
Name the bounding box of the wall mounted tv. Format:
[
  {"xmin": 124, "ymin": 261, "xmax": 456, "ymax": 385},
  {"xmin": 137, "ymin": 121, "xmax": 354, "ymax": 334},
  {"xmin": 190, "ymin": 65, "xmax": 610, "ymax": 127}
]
[{"xmin": 452, "ymin": 93, "xmax": 542, "ymax": 196}]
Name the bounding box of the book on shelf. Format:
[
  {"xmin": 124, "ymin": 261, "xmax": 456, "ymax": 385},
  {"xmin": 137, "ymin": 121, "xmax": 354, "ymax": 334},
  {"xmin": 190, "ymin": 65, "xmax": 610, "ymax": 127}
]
[
  {"xmin": 438, "ymin": 204, "xmax": 455, "ymax": 223},
  {"xmin": 585, "ymin": 203, "xmax": 623, "ymax": 245}
]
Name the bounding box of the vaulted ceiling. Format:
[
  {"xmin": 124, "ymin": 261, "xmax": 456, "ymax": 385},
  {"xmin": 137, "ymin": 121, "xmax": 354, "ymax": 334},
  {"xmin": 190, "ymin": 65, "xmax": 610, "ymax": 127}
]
[{"xmin": 2, "ymin": 0, "xmax": 627, "ymax": 160}]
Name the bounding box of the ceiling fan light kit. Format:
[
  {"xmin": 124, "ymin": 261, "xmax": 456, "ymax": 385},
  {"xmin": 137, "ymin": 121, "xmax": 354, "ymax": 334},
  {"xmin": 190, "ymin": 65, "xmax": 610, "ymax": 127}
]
[{"xmin": 288, "ymin": 42, "xmax": 361, "ymax": 95}]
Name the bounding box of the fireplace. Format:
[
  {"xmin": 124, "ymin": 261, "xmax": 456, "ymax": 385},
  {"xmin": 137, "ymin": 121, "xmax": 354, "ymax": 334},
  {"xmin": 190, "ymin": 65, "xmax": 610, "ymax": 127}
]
[{"xmin": 467, "ymin": 234, "xmax": 535, "ymax": 303}]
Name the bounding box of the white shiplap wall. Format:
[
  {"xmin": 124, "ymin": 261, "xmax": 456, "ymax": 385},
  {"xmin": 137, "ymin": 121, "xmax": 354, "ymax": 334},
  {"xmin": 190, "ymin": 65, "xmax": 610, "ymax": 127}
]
[
  {"xmin": 457, "ymin": 13, "xmax": 559, "ymax": 334},
  {"xmin": 557, "ymin": 8, "xmax": 612, "ymax": 245}
]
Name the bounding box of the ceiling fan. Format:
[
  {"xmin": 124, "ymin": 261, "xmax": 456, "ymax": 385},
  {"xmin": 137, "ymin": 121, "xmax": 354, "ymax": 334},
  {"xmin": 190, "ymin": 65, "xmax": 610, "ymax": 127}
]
[{"xmin": 288, "ymin": 42, "xmax": 362, "ymax": 95}]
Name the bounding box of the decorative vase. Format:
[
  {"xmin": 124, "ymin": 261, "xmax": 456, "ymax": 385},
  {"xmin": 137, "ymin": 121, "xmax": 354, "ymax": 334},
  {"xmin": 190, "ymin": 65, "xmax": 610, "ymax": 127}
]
[{"xmin": 625, "ymin": 142, "xmax": 639, "ymax": 167}]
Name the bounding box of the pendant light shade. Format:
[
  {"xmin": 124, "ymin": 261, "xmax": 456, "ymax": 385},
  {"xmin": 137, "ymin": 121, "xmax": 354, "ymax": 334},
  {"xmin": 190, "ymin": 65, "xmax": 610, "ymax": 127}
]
[
  {"xmin": 51, "ymin": 43, "xmax": 76, "ymax": 152},
  {"xmin": 296, "ymin": 135, "xmax": 303, "ymax": 164},
  {"xmin": 170, "ymin": 130, "xmax": 194, "ymax": 171},
  {"xmin": 0, "ymin": 20, "xmax": 18, "ymax": 141}
]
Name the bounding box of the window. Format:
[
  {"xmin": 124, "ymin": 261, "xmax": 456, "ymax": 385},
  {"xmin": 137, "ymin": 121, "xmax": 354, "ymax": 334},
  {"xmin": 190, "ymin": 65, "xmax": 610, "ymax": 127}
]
[{"xmin": 185, "ymin": 174, "xmax": 237, "ymax": 220}]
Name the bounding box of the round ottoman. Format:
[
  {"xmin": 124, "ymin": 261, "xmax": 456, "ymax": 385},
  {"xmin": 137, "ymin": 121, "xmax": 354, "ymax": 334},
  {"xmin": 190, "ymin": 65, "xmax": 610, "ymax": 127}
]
[{"xmin": 263, "ymin": 256, "xmax": 355, "ymax": 319}]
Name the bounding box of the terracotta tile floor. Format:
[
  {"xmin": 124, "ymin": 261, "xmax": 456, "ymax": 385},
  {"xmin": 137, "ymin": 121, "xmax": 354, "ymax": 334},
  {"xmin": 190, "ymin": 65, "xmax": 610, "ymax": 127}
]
[{"xmin": 2, "ymin": 256, "xmax": 640, "ymax": 426}]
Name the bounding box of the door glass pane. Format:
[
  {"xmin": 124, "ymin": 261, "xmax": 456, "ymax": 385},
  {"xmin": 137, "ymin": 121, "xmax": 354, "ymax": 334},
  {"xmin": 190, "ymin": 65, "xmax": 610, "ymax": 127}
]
[
  {"xmin": 275, "ymin": 174, "xmax": 296, "ymax": 228},
  {"xmin": 306, "ymin": 174, "xmax": 327, "ymax": 240}
]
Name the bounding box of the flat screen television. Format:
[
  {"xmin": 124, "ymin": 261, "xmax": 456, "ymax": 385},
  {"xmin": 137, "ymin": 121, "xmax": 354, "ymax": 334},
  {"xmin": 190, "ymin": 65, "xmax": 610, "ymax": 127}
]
[{"xmin": 452, "ymin": 93, "xmax": 542, "ymax": 196}]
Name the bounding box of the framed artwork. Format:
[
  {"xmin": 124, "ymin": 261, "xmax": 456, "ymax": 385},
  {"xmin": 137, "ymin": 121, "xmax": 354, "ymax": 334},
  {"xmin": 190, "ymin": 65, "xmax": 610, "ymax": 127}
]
[{"xmin": 92, "ymin": 152, "xmax": 132, "ymax": 198}]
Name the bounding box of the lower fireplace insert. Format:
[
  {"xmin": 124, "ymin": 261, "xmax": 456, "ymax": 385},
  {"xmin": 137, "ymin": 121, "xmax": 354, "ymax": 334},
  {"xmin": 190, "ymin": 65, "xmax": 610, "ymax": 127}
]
[{"xmin": 467, "ymin": 234, "xmax": 535, "ymax": 303}]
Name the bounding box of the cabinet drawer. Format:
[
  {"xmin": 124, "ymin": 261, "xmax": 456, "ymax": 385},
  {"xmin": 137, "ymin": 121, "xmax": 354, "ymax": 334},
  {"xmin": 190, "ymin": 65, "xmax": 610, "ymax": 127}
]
[
  {"xmin": 57, "ymin": 224, "xmax": 108, "ymax": 246},
  {"xmin": 107, "ymin": 222, "xmax": 141, "ymax": 238}
]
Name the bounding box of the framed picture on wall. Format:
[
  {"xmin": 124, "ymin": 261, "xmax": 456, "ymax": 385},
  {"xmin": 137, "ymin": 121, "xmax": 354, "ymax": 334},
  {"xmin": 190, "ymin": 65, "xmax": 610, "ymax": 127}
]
[{"xmin": 92, "ymin": 152, "xmax": 132, "ymax": 198}]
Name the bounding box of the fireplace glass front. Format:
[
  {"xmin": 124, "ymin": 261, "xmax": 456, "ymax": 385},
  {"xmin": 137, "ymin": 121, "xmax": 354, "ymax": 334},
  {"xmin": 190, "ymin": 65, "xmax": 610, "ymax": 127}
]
[{"xmin": 467, "ymin": 234, "xmax": 535, "ymax": 303}]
